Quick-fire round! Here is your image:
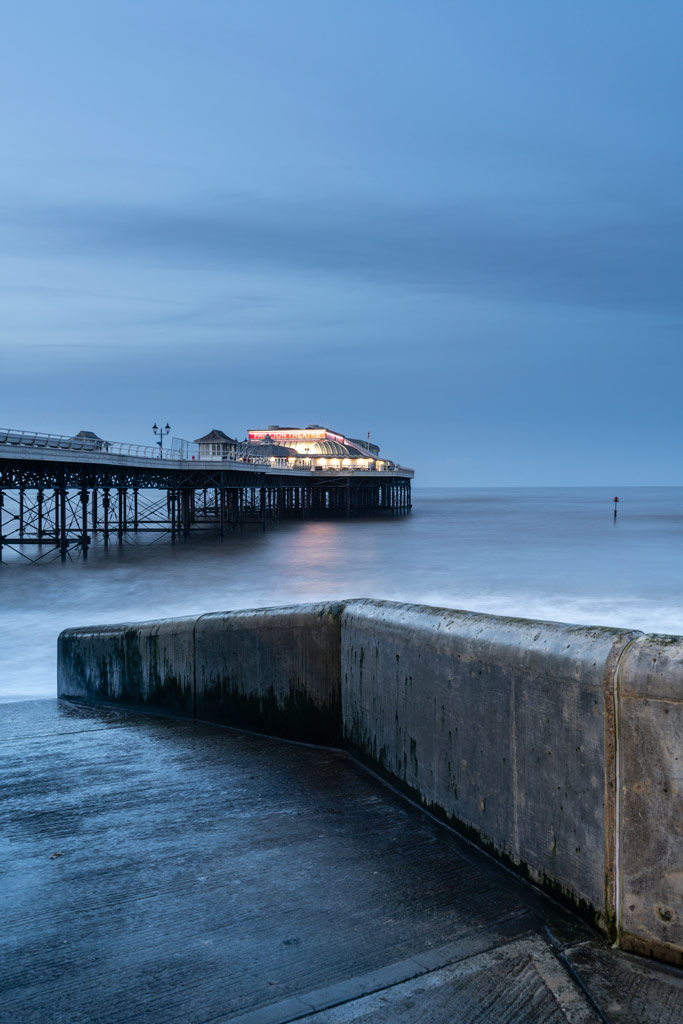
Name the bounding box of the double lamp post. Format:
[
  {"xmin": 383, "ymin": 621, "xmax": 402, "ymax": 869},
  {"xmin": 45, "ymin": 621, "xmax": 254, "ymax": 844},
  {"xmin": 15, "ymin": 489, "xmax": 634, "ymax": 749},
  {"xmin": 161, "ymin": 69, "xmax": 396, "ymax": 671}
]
[{"xmin": 152, "ymin": 422, "xmax": 170, "ymax": 456}]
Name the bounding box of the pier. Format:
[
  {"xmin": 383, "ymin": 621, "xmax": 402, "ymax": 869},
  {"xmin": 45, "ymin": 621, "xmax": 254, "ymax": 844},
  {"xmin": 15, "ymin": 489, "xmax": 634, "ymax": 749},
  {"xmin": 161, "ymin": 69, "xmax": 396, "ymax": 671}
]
[{"xmin": 0, "ymin": 427, "xmax": 413, "ymax": 563}]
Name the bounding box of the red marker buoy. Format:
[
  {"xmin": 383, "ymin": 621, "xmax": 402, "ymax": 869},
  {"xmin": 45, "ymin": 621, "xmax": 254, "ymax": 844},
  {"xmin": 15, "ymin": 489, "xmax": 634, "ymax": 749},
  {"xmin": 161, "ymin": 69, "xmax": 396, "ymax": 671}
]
[{"xmin": 613, "ymin": 496, "xmax": 619, "ymax": 519}]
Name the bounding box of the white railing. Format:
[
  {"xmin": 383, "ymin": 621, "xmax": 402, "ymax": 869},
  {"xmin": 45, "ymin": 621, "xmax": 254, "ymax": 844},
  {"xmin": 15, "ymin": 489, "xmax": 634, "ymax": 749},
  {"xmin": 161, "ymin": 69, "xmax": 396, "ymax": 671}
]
[
  {"xmin": 0, "ymin": 428, "xmax": 411, "ymax": 474},
  {"xmin": 0, "ymin": 427, "xmax": 190, "ymax": 461}
]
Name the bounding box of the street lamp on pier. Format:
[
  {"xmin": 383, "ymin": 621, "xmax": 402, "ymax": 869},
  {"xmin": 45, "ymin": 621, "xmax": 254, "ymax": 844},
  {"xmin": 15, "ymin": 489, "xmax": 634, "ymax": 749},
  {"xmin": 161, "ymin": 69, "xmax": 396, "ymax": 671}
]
[{"xmin": 153, "ymin": 422, "xmax": 171, "ymax": 456}]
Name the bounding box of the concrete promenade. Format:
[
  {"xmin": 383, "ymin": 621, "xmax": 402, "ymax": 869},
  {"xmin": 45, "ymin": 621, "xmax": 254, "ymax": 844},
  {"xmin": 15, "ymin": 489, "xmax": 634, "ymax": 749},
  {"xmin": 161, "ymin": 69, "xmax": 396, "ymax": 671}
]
[{"xmin": 3, "ymin": 700, "xmax": 683, "ymax": 1023}]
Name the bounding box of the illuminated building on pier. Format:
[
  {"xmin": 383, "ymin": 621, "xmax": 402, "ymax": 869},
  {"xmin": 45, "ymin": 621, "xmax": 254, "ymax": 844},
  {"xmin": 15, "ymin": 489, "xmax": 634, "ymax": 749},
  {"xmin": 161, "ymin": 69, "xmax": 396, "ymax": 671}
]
[{"xmin": 247, "ymin": 425, "xmax": 391, "ymax": 471}]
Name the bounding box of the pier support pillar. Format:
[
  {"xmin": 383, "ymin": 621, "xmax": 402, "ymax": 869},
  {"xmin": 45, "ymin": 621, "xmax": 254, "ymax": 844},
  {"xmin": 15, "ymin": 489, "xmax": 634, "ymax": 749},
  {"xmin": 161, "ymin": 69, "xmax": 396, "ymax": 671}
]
[
  {"xmin": 53, "ymin": 487, "xmax": 60, "ymax": 543},
  {"xmin": 117, "ymin": 488, "xmax": 126, "ymax": 544},
  {"xmin": 181, "ymin": 489, "xmax": 191, "ymax": 539},
  {"xmin": 80, "ymin": 487, "xmax": 89, "ymax": 560},
  {"xmin": 102, "ymin": 489, "xmax": 110, "ymax": 545},
  {"xmin": 59, "ymin": 487, "xmax": 67, "ymax": 562},
  {"xmin": 37, "ymin": 489, "xmax": 44, "ymax": 541},
  {"xmin": 170, "ymin": 489, "xmax": 176, "ymax": 542}
]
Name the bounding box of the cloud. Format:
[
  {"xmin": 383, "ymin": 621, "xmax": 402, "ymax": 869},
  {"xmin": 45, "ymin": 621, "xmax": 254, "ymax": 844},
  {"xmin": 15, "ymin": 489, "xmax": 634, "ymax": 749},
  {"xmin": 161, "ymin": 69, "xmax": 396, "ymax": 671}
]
[{"xmin": 2, "ymin": 190, "xmax": 683, "ymax": 318}]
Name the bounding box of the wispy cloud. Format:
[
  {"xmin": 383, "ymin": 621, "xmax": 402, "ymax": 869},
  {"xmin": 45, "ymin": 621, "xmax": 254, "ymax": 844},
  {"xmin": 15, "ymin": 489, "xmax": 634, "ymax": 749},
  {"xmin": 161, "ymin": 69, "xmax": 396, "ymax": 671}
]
[{"xmin": 3, "ymin": 191, "xmax": 682, "ymax": 317}]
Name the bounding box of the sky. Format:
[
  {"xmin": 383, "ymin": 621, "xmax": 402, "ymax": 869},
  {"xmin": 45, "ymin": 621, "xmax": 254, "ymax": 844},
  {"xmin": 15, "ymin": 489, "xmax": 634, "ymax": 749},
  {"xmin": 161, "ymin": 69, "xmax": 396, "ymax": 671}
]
[{"xmin": 1, "ymin": 1, "xmax": 682, "ymax": 485}]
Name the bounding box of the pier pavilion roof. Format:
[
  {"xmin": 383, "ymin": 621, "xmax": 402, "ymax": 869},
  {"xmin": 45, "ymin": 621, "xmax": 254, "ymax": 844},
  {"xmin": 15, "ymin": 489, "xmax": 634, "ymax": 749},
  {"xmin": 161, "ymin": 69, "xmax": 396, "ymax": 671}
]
[
  {"xmin": 307, "ymin": 440, "xmax": 356, "ymax": 457},
  {"xmin": 194, "ymin": 429, "xmax": 237, "ymax": 444},
  {"xmin": 72, "ymin": 430, "xmax": 105, "ymax": 442},
  {"xmin": 247, "ymin": 425, "xmax": 380, "ymax": 461},
  {"xmin": 248, "ymin": 440, "xmax": 299, "ymax": 458},
  {"xmin": 71, "ymin": 430, "xmax": 108, "ymax": 449}
]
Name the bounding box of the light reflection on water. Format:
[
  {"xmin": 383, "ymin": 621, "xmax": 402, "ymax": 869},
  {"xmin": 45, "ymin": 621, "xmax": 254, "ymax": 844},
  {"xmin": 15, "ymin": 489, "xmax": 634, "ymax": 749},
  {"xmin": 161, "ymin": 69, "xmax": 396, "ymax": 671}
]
[{"xmin": 1, "ymin": 486, "xmax": 682, "ymax": 701}]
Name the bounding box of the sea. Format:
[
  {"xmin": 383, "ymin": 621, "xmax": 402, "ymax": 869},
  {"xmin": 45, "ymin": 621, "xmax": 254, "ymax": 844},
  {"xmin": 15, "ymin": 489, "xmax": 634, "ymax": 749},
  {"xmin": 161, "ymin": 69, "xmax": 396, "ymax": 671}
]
[{"xmin": 1, "ymin": 486, "xmax": 682, "ymax": 703}]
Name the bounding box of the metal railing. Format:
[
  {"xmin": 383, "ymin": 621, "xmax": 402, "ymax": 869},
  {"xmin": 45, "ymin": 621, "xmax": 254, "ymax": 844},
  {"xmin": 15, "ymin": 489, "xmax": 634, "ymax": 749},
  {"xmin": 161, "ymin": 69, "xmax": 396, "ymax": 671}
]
[
  {"xmin": 0, "ymin": 428, "xmax": 190, "ymax": 461},
  {"xmin": 0, "ymin": 428, "xmax": 412, "ymax": 473}
]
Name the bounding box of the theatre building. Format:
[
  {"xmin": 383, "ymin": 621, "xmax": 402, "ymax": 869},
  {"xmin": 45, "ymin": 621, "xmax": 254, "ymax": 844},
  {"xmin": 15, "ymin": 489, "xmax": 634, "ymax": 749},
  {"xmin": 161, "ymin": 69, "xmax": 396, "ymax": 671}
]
[{"xmin": 247, "ymin": 425, "xmax": 392, "ymax": 470}]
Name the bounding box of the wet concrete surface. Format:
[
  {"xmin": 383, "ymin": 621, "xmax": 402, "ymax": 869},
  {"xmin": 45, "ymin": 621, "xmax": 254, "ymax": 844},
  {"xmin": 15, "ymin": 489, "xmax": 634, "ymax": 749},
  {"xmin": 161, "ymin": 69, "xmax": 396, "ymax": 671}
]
[{"xmin": 2, "ymin": 700, "xmax": 682, "ymax": 1024}]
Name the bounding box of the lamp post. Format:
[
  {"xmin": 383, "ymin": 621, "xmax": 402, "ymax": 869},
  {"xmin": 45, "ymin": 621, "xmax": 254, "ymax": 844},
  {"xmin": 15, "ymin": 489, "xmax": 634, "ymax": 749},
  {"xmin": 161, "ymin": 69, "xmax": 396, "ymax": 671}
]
[{"xmin": 153, "ymin": 422, "xmax": 171, "ymax": 457}]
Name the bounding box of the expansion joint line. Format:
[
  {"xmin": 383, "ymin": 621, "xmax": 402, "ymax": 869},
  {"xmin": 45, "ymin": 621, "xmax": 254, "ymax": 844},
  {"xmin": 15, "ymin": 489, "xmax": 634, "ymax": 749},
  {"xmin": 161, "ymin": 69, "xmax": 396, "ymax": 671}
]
[
  {"xmin": 542, "ymin": 926, "xmax": 611, "ymax": 1024},
  {"xmin": 192, "ymin": 613, "xmax": 209, "ymax": 720}
]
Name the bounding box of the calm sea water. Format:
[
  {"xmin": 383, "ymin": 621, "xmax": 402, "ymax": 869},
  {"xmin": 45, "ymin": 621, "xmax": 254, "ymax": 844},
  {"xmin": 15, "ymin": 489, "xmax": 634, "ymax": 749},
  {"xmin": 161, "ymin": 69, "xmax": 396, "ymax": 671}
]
[{"xmin": 1, "ymin": 486, "xmax": 682, "ymax": 702}]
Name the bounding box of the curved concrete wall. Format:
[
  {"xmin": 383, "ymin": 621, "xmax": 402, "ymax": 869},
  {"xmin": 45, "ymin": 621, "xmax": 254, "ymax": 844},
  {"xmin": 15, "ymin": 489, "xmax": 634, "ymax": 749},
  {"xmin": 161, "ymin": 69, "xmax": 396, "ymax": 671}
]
[
  {"xmin": 58, "ymin": 600, "xmax": 683, "ymax": 966},
  {"xmin": 340, "ymin": 600, "xmax": 638, "ymax": 936},
  {"xmin": 57, "ymin": 616, "xmax": 196, "ymax": 715},
  {"xmin": 613, "ymin": 634, "xmax": 683, "ymax": 963},
  {"xmin": 58, "ymin": 603, "xmax": 343, "ymax": 742},
  {"xmin": 194, "ymin": 604, "xmax": 343, "ymax": 745}
]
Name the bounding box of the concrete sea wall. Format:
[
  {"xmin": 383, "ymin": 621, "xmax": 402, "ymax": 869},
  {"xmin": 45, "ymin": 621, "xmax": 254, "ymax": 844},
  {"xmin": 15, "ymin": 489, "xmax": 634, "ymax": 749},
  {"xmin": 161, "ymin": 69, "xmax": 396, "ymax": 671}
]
[
  {"xmin": 58, "ymin": 599, "xmax": 683, "ymax": 967},
  {"xmin": 58, "ymin": 603, "xmax": 343, "ymax": 744}
]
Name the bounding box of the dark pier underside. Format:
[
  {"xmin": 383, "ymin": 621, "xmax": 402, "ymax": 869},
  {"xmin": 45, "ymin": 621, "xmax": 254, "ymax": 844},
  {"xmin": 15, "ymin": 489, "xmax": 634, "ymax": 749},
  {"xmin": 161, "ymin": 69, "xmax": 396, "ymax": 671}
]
[{"xmin": 0, "ymin": 456, "xmax": 411, "ymax": 563}]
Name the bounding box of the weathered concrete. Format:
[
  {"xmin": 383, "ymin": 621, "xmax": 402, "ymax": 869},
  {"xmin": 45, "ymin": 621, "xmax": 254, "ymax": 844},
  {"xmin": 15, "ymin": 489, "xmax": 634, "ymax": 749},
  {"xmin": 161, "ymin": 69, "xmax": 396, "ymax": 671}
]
[
  {"xmin": 340, "ymin": 601, "xmax": 638, "ymax": 934},
  {"xmin": 57, "ymin": 615, "xmax": 196, "ymax": 715},
  {"xmin": 58, "ymin": 602, "xmax": 343, "ymax": 741},
  {"xmin": 57, "ymin": 621, "xmax": 129, "ymax": 702},
  {"xmin": 4, "ymin": 700, "xmax": 683, "ymax": 1023},
  {"xmin": 615, "ymin": 633, "xmax": 683, "ymax": 965},
  {"xmin": 195, "ymin": 603, "xmax": 343, "ymax": 744},
  {"xmin": 57, "ymin": 598, "xmax": 683, "ymax": 967}
]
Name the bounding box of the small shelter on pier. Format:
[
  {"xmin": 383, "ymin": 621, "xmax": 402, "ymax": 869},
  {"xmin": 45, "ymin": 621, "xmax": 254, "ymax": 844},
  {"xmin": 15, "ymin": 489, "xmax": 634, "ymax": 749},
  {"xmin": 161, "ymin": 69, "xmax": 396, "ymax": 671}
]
[
  {"xmin": 194, "ymin": 429, "xmax": 238, "ymax": 460},
  {"xmin": 71, "ymin": 430, "xmax": 109, "ymax": 451}
]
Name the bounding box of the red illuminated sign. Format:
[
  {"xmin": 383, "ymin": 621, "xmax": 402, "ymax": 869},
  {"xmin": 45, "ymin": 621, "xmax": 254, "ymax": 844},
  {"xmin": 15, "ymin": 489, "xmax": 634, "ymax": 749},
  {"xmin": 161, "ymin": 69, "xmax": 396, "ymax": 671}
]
[{"xmin": 249, "ymin": 428, "xmax": 339, "ymax": 442}]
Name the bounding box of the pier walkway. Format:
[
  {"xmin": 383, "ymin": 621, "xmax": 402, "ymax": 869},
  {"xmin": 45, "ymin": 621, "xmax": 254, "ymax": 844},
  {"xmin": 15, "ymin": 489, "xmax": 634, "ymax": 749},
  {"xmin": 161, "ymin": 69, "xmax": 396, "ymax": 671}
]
[{"xmin": 3, "ymin": 700, "xmax": 682, "ymax": 1023}]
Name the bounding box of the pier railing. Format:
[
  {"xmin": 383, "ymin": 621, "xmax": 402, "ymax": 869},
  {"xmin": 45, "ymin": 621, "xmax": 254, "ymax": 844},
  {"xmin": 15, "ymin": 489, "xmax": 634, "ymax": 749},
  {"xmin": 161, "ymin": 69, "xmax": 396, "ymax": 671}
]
[{"xmin": 0, "ymin": 427, "xmax": 188, "ymax": 461}]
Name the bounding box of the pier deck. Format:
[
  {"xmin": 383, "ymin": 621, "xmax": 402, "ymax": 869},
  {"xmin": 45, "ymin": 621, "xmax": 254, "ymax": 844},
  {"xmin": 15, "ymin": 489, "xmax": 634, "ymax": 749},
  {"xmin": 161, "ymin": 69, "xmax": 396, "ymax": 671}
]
[{"xmin": 2, "ymin": 700, "xmax": 681, "ymax": 1023}]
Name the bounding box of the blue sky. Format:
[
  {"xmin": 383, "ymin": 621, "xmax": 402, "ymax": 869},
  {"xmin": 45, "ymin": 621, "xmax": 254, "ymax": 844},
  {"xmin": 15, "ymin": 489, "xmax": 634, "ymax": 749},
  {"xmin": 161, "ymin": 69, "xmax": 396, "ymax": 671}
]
[{"xmin": 1, "ymin": 1, "xmax": 682, "ymax": 484}]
